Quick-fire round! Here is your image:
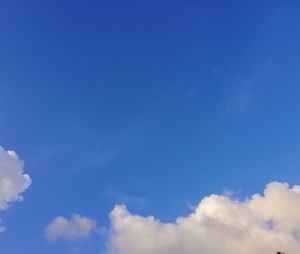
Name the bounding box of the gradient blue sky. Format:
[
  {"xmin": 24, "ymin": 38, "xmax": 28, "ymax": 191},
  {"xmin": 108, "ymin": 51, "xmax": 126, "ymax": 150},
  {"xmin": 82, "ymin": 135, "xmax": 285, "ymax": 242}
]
[{"xmin": 1, "ymin": 0, "xmax": 300, "ymax": 253}]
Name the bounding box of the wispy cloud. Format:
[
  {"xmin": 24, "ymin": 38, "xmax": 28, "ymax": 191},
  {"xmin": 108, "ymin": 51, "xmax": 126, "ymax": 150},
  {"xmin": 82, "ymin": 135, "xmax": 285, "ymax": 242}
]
[
  {"xmin": 105, "ymin": 189, "xmax": 147, "ymax": 207},
  {"xmin": 0, "ymin": 220, "xmax": 6, "ymax": 233},
  {"xmin": 227, "ymin": 79, "xmax": 256, "ymax": 112}
]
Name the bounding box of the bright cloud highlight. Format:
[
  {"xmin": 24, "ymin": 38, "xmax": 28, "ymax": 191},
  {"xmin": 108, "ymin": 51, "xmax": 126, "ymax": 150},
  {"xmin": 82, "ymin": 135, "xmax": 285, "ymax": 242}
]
[
  {"xmin": 105, "ymin": 182, "xmax": 300, "ymax": 254},
  {"xmin": 45, "ymin": 214, "xmax": 96, "ymax": 241},
  {"xmin": 0, "ymin": 146, "xmax": 32, "ymax": 211}
]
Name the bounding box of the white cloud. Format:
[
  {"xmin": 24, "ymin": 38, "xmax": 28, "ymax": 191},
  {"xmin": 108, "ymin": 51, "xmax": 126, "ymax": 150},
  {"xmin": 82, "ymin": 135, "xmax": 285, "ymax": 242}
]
[
  {"xmin": 0, "ymin": 146, "xmax": 32, "ymax": 210},
  {"xmin": 105, "ymin": 182, "xmax": 300, "ymax": 254},
  {"xmin": 45, "ymin": 214, "xmax": 96, "ymax": 241}
]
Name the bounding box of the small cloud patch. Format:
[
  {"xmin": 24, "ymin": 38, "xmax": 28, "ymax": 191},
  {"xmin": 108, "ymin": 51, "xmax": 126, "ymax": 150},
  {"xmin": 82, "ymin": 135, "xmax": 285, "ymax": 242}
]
[{"xmin": 45, "ymin": 214, "xmax": 96, "ymax": 242}]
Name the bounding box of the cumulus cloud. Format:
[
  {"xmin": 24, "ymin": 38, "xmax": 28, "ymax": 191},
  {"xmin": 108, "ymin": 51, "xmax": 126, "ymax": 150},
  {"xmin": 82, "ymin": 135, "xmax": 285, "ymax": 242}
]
[
  {"xmin": 45, "ymin": 214, "xmax": 96, "ymax": 241},
  {"xmin": 105, "ymin": 182, "xmax": 300, "ymax": 254},
  {"xmin": 0, "ymin": 146, "xmax": 32, "ymax": 210}
]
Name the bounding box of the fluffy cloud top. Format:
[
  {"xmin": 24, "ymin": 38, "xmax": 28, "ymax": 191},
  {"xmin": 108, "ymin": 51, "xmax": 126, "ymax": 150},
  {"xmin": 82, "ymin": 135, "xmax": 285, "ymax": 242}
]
[
  {"xmin": 106, "ymin": 182, "xmax": 300, "ymax": 254},
  {"xmin": 0, "ymin": 146, "xmax": 32, "ymax": 210},
  {"xmin": 45, "ymin": 214, "xmax": 96, "ymax": 241}
]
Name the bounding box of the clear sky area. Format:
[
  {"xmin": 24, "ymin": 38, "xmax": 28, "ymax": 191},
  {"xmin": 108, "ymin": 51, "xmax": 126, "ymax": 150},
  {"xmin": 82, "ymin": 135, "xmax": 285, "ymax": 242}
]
[{"xmin": 1, "ymin": 1, "xmax": 300, "ymax": 253}]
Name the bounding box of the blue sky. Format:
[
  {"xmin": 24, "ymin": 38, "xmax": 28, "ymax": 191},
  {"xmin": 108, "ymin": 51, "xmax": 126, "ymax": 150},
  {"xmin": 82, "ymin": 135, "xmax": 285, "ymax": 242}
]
[{"xmin": 1, "ymin": 1, "xmax": 300, "ymax": 253}]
